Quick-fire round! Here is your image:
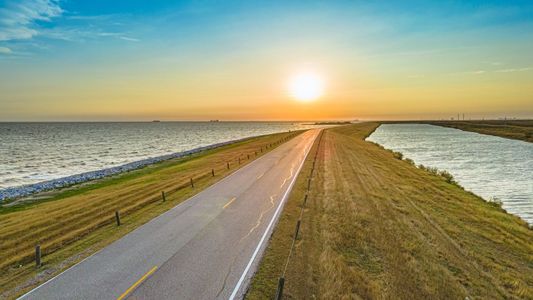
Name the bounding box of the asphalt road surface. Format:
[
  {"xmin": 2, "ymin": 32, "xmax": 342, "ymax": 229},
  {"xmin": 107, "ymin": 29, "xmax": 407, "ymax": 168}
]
[{"xmin": 20, "ymin": 129, "xmax": 320, "ymax": 300}]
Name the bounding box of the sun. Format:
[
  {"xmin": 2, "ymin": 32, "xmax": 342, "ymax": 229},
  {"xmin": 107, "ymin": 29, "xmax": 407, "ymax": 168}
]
[{"xmin": 288, "ymin": 71, "xmax": 324, "ymax": 102}]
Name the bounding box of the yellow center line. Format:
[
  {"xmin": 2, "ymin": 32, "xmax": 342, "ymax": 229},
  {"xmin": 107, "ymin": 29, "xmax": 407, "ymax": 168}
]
[
  {"xmin": 117, "ymin": 266, "xmax": 158, "ymax": 300},
  {"xmin": 223, "ymin": 197, "xmax": 237, "ymax": 209},
  {"xmin": 256, "ymin": 173, "xmax": 264, "ymax": 180}
]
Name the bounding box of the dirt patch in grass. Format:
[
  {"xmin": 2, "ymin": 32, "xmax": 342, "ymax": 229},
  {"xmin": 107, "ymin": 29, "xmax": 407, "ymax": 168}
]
[{"xmin": 247, "ymin": 123, "xmax": 533, "ymax": 299}]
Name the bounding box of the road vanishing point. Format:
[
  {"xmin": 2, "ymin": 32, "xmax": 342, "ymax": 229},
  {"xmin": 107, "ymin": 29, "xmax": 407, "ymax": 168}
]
[{"xmin": 20, "ymin": 129, "xmax": 320, "ymax": 300}]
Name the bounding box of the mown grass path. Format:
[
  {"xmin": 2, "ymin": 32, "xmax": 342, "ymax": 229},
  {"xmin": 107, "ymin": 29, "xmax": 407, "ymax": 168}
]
[{"xmin": 248, "ymin": 123, "xmax": 533, "ymax": 299}]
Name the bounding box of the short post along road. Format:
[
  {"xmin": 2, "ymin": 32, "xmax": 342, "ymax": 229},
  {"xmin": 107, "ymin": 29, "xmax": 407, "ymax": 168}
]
[{"xmin": 20, "ymin": 129, "xmax": 320, "ymax": 300}]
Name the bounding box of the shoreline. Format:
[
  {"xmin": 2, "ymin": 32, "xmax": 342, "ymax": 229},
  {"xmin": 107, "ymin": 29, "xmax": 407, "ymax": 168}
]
[
  {"xmin": 380, "ymin": 119, "xmax": 533, "ymax": 143},
  {"xmin": 248, "ymin": 123, "xmax": 533, "ymax": 299},
  {"xmin": 366, "ymin": 123, "xmax": 532, "ymax": 225},
  {"xmin": 0, "ymin": 130, "xmax": 300, "ymax": 298},
  {"xmin": 0, "ymin": 134, "xmax": 272, "ymax": 202}
]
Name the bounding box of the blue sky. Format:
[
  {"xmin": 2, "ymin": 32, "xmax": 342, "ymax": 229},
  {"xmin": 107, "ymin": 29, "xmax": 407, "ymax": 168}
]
[
  {"xmin": 0, "ymin": 0, "xmax": 532, "ymax": 121},
  {"xmin": 2, "ymin": 0, "xmax": 532, "ymax": 58}
]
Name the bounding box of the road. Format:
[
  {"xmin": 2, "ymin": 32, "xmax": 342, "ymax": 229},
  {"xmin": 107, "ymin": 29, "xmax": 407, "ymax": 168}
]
[{"xmin": 20, "ymin": 129, "xmax": 320, "ymax": 300}]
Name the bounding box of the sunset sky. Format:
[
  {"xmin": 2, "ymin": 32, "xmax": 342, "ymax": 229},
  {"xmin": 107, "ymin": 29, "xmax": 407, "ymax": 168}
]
[{"xmin": 1, "ymin": 0, "xmax": 532, "ymax": 121}]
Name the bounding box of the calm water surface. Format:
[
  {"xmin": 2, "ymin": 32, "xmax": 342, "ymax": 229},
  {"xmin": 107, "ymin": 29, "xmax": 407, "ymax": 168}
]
[
  {"xmin": 367, "ymin": 124, "xmax": 533, "ymax": 224},
  {"xmin": 0, "ymin": 122, "xmax": 315, "ymax": 190}
]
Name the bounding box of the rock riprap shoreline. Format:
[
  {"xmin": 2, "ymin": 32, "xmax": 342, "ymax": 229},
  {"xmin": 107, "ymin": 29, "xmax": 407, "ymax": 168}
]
[{"xmin": 0, "ymin": 137, "xmax": 251, "ymax": 202}]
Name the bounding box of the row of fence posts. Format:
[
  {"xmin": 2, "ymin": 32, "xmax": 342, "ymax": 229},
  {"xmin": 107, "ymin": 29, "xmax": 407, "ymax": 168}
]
[
  {"xmin": 276, "ymin": 130, "xmax": 324, "ymax": 300},
  {"xmin": 33, "ymin": 132, "xmax": 298, "ymax": 268}
]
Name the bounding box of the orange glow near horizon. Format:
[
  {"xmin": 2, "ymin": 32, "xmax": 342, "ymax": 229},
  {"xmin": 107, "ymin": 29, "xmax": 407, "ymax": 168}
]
[{"xmin": 1, "ymin": 1, "xmax": 533, "ymax": 121}]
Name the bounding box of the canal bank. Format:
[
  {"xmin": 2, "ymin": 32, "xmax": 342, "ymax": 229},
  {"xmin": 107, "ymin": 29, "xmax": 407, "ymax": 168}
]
[
  {"xmin": 248, "ymin": 123, "xmax": 533, "ymax": 299},
  {"xmin": 367, "ymin": 123, "xmax": 533, "ymax": 225}
]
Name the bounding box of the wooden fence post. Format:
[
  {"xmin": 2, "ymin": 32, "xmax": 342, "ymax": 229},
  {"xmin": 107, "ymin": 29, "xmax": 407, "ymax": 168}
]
[
  {"xmin": 35, "ymin": 245, "xmax": 41, "ymax": 267},
  {"xmin": 276, "ymin": 277, "xmax": 285, "ymax": 300},
  {"xmin": 115, "ymin": 211, "xmax": 121, "ymax": 226},
  {"xmin": 294, "ymin": 220, "xmax": 301, "ymax": 239}
]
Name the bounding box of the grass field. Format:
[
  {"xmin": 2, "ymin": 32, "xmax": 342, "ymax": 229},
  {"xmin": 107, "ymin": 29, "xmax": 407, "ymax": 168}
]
[
  {"xmin": 427, "ymin": 120, "xmax": 533, "ymax": 142},
  {"xmin": 0, "ymin": 130, "xmax": 299, "ymax": 299},
  {"xmin": 247, "ymin": 123, "xmax": 533, "ymax": 299}
]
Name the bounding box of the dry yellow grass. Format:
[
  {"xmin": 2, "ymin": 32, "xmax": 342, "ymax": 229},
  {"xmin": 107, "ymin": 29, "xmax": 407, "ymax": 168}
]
[
  {"xmin": 392, "ymin": 120, "xmax": 533, "ymax": 143},
  {"xmin": 432, "ymin": 120, "xmax": 533, "ymax": 142},
  {"xmin": 248, "ymin": 123, "xmax": 533, "ymax": 299},
  {"xmin": 0, "ymin": 131, "xmax": 299, "ymax": 299}
]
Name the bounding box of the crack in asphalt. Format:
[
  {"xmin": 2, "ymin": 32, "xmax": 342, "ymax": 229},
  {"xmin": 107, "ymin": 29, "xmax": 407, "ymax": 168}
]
[
  {"xmin": 279, "ymin": 166, "xmax": 294, "ymax": 190},
  {"xmin": 217, "ymin": 166, "xmax": 294, "ymax": 297},
  {"xmin": 215, "ymin": 194, "xmax": 278, "ymax": 298}
]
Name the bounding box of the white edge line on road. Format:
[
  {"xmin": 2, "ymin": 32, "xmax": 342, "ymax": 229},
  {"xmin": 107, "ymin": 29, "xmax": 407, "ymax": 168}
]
[
  {"xmin": 228, "ymin": 130, "xmax": 320, "ymax": 300},
  {"xmin": 17, "ymin": 131, "xmax": 307, "ymax": 300}
]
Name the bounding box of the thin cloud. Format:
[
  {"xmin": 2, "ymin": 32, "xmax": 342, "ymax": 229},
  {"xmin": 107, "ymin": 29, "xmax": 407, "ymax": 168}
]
[
  {"xmin": 471, "ymin": 70, "xmax": 486, "ymax": 75},
  {"xmin": 0, "ymin": 2, "xmax": 139, "ymax": 51},
  {"xmin": 0, "ymin": 46, "xmax": 12, "ymax": 54},
  {"xmin": 97, "ymin": 32, "xmax": 141, "ymax": 42},
  {"xmin": 0, "ymin": 0, "xmax": 63, "ymax": 41},
  {"xmin": 453, "ymin": 67, "xmax": 532, "ymax": 76},
  {"xmin": 495, "ymin": 67, "xmax": 532, "ymax": 73},
  {"xmin": 66, "ymin": 14, "xmax": 121, "ymax": 21},
  {"xmin": 37, "ymin": 27, "xmax": 91, "ymax": 42},
  {"xmin": 448, "ymin": 70, "xmax": 487, "ymax": 76},
  {"xmin": 360, "ymin": 46, "xmax": 483, "ymax": 61},
  {"xmin": 97, "ymin": 32, "xmax": 121, "ymax": 37},
  {"xmin": 482, "ymin": 61, "xmax": 503, "ymax": 66},
  {"xmin": 119, "ymin": 36, "xmax": 140, "ymax": 42}
]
